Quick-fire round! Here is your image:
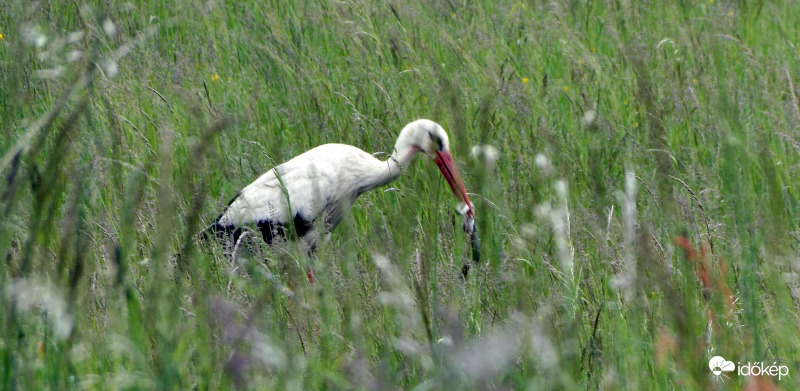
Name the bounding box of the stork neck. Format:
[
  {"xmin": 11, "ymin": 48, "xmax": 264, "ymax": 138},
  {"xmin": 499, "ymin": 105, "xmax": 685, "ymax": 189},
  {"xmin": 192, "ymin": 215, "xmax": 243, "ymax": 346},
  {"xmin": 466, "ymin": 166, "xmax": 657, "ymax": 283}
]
[
  {"xmin": 354, "ymin": 127, "xmax": 424, "ymax": 195},
  {"xmin": 388, "ymin": 141, "xmax": 421, "ymax": 176},
  {"xmin": 355, "ymin": 144, "xmax": 415, "ymax": 195}
]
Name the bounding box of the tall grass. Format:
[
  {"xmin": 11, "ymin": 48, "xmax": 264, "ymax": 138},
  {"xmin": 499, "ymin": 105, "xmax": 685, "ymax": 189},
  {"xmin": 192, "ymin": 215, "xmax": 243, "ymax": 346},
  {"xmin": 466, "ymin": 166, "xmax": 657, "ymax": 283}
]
[{"xmin": 2, "ymin": 0, "xmax": 800, "ymax": 389}]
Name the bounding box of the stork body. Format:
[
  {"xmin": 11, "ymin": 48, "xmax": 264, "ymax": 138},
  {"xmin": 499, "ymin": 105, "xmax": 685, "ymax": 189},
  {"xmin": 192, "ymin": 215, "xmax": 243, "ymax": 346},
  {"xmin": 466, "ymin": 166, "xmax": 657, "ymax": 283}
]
[{"xmin": 208, "ymin": 119, "xmax": 474, "ymax": 251}]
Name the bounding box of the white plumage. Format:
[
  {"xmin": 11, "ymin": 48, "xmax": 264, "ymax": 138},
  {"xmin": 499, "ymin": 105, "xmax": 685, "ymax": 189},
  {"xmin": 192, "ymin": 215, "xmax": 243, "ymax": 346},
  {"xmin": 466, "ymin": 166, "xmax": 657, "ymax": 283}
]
[{"xmin": 208, "ymin": 119, "xmax": 474, "ymax": 251}]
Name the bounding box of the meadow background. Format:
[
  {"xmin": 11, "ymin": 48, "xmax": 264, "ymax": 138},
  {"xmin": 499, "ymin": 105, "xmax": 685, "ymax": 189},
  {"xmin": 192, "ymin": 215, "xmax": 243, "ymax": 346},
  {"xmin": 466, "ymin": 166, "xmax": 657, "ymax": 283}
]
[{"xmin": 2, "ymin": 0, "xmax": 800, "ymax": 389}]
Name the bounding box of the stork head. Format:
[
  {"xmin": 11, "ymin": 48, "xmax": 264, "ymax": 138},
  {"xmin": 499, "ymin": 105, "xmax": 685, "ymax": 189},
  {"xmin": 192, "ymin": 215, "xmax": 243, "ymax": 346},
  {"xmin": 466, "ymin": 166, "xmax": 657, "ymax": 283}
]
[{"xmin": 395, "ymin": 119, "xmax": 475, "ymax": 218}]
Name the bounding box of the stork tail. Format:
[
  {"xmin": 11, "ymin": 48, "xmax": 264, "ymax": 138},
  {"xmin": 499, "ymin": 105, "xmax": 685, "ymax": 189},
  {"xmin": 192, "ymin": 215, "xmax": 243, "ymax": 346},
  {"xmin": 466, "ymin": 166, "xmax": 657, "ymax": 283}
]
[{"xmin": 201, "ymin": 192, "xmax": 242, "ymax": 243}]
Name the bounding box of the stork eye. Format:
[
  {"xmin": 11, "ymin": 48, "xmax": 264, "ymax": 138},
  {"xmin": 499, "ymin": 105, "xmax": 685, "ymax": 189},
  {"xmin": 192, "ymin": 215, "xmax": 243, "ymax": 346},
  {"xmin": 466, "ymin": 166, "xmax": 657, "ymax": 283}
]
[{"xmin": 429, "ymin": 132, "xmax": 443, "ymax": 151}]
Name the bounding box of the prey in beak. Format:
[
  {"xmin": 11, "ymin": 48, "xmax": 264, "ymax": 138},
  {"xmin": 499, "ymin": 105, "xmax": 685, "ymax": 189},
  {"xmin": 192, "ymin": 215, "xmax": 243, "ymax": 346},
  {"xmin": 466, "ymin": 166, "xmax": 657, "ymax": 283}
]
[{"xmin": 421, "ymin": 127, "xmax": 479, "ymax": 278}]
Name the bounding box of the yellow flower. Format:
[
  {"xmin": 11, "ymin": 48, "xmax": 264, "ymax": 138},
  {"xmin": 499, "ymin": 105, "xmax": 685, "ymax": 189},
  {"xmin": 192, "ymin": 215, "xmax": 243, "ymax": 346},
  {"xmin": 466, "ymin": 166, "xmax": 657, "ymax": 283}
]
[
  {"xmin": 0, "ymin": 33, "xmax": 4, "ymax": 40},
  {"xmin": 211, "ymin": 73, "xmax": 219, "ymax": 81},
  {"xmin": 563, "ymin": 86, "xmax": 569, "ymax": 92},
  {"xmin": 728, "ymin": 11, "xmax": 733, "ymax": 16},
  {"xmin": 592, "ymin": 47, "xmax": 596, "ymax": 53},
  {"xmin": 710, "ymin": 0, "xmax": 714, "ymax": 3},
  {"xmin": 692, "ymin": 78, "xmax": 697, "ymax": 84},
  {"xmin": 451, "ymin": 13, "xmax": 456, "ymax": 18},
  {"xmin": 522, "ymin": 77, "xmax": 529, "ymax": 83}
]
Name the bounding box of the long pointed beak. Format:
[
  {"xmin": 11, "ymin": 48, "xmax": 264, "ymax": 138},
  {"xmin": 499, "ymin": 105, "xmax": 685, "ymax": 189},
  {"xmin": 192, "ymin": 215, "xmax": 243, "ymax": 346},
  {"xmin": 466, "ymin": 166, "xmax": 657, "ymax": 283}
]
[{"xmin": 435, "ymin": 151, "xmax": 474, "ymax": 218}]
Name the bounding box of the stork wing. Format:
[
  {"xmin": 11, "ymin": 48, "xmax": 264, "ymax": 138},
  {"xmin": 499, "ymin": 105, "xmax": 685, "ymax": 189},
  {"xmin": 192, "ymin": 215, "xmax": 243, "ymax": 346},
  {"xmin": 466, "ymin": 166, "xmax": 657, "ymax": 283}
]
[
  {"xmin": 216, "ymin": 143, "xmax": 387, "ymax": 241},
  {"xmin": 218, "ymin": 159, "xmax": 336, "ymax": 228}
]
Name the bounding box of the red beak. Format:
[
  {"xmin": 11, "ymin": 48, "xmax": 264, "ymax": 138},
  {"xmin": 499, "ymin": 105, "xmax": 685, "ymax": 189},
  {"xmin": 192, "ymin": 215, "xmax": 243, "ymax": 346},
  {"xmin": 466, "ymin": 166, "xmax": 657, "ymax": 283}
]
[{"xmin": 435, "ymin": 151, "xmax": 474, "ymax": 218}]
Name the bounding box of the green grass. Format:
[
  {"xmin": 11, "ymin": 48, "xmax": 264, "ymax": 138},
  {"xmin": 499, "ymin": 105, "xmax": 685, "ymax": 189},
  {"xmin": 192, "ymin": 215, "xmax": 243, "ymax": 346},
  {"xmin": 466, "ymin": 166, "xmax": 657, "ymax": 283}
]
[{"xmin": 2, "ymin": 0, "xmax": 800, "ymax": 389}]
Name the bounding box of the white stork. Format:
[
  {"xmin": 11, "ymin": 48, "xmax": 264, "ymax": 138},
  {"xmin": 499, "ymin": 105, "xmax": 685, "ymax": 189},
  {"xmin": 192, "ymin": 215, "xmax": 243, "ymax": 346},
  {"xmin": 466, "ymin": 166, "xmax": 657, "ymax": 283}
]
[{"xmin": 207, "ymin": 119, "xmax": 475, "ymax": 254}]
